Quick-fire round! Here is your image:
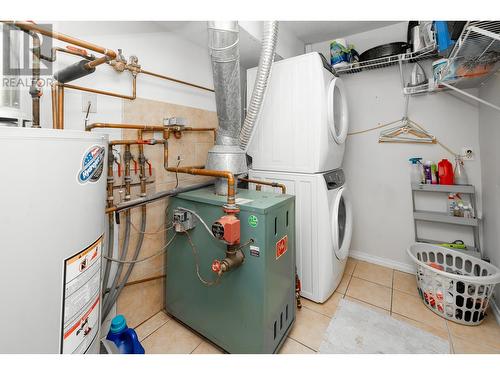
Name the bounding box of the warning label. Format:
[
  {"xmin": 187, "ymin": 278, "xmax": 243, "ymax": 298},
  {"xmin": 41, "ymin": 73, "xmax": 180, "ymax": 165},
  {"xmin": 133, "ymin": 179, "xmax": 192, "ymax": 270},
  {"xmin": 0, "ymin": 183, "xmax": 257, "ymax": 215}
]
[
  {"xmin": 275, "ymin": 235, "xmax": 288, "ymax": 260},
  {"xmin": 61, "ymin": 236, "xmax": 102, "ymax": 354}
]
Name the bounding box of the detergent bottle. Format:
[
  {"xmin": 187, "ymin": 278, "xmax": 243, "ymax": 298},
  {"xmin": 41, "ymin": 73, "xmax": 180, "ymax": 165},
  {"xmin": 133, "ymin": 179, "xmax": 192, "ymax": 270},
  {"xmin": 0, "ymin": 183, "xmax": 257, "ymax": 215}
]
[
  {"xmin": 106, "ymin": 315, "xmax": 145, "ymax": 354},
  {"xmin": 438, "ymin": 159, "xmax": 454, "ymax": 185},
  {"xmin": 409, "ymin": 157, "xmax": 424, "ymax": 184}
]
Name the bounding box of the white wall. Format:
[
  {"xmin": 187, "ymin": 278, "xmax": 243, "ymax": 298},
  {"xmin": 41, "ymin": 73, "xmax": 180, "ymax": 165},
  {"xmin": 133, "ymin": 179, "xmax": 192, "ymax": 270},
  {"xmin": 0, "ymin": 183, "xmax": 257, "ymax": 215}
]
[
  {"xmin": 312, "ymin": 23, "xmax": 483, "ymax": 271},
  {"xmin": 478, "ymin": 74, "xmax": 500, "ymax": 309},
  {"xmin": 30, "ymin": 21, "xmax": 216, "ymax": 138}
]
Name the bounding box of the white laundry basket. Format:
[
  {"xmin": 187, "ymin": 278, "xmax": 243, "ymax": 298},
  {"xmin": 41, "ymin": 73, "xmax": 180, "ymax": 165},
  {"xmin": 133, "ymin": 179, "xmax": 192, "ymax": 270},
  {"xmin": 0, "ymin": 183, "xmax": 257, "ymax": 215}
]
[{"xmin": 407, "ymin": 243, "xmax": 500, "ymax": 326}]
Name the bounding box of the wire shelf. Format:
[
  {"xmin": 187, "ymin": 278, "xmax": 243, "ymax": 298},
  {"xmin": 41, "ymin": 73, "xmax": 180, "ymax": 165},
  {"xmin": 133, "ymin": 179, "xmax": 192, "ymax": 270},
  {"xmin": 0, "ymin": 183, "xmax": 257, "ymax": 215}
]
[
  {"xmin": 438, "ymin": 21, "xmax": 500, "ymax": 87},
  {"xmin": 335, "ymin": 43, "xmax": 437, "ymax": 75}
]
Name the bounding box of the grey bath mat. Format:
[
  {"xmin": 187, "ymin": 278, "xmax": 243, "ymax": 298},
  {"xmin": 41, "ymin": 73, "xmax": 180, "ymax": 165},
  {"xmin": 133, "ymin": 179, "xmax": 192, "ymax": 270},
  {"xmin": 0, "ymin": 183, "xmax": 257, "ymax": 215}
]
[{"xmin": 319, "ymin": 299, "xmax": 450, "ymax": 354}]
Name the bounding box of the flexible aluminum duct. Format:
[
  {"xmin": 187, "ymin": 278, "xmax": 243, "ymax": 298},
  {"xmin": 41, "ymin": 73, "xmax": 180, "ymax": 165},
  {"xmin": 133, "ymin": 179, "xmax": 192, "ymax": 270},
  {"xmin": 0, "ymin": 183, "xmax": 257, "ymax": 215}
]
[
  {"xmin": 207, "ymin": 21, "xmax": 242, "ymax": 146},
  {"xmin": 239, "ymin": 21, "xmax": 279, "ymax": 150}
]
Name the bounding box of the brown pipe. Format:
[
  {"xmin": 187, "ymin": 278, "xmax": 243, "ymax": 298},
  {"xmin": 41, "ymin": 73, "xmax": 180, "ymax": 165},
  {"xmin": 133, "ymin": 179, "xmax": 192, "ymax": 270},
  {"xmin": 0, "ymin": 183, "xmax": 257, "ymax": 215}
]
[
  {"xmin": 51, "ymin": 83, "xmax": 58, "ymax": 129},
  {"xmin": 238, "ymin": 178, "xmax": 287, "ymax": 194},
  {"xmin": 140, "ymin": 68, "xmax": 214, "ymax": 93},
  {"xmin": 166, "ymin": 166, "xmax": 236, "ymax": 207},
  {"xmin": 57, "ymin": 84, "xmax": 64, "ymax": 129},
  {"xmin": 109, "ymin": 139, "xmax": 166, "ymax": 146},
  {"xmin": 137, "ymin": 130, "xmax": 147, "ymax": 197},
  {"xmin": 63, "ymin": 74, "xmax": 137, "ymax": 101},
  {"xmin": 8, "ymin": 21, "xmax": 116, "ymax": 63},
  {"xmin": 87, "ymin": 121, "xmax": 164, "ymax": 132}
]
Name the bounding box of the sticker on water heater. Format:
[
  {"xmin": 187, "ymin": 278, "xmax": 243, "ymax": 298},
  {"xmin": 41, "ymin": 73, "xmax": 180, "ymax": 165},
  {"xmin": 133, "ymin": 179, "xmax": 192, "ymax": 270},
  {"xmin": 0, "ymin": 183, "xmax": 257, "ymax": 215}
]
[
  {"xmin": 249, "ymin": 245, "xmax": 260, "ymax": 257},
  {"xmin": 77, "ymin": 145, "xmax": 105, "ymax": 184},
  {"xmin": 248, "ymin": 215, "xmax": 258, "ymax": 228},
  {"xmin": 275, "ymin": 235, "xmax": 288, "ymax": 260},
  {"xmin": 60, "ymin": 236, "xmax": 103, "ymax": 354}
]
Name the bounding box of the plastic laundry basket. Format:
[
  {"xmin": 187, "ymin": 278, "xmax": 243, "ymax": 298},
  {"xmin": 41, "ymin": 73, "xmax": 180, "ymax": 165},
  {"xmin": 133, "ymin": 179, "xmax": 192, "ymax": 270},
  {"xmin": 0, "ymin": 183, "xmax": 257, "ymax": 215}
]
[{"xmin": 407, "ymin": 243, "xmax": 500, "ymax": 326}]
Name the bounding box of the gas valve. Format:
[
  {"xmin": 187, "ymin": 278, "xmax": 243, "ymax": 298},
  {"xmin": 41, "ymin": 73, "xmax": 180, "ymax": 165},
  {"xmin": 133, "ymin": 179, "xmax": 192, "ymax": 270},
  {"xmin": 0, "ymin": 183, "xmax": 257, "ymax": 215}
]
[{"xmin": 211, "ymin": 215, "xmax": 240, "ymax": 245}]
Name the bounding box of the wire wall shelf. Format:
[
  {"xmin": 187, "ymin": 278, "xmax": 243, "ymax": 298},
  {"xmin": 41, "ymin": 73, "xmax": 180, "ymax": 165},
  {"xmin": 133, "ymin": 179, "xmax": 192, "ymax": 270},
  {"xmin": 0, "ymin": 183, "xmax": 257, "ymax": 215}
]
[{"xmin": 335, "ymin": 43, "xmax": 437, "ymax": 75}]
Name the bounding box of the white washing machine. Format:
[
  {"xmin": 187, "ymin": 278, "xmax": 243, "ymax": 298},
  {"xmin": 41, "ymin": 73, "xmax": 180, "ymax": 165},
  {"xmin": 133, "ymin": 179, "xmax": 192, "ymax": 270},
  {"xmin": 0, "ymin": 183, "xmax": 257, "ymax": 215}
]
[
  {"xmin": 249, "ymin": 168, "xmax": 353, "ymax": 303},
  {"xmin": 246, "ymin": 52, "xmax": 349, "ymax": 173}
]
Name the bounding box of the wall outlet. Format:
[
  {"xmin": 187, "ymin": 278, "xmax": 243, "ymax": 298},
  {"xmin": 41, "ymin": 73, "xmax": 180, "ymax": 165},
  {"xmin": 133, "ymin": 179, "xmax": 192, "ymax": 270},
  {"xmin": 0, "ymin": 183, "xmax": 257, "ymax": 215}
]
[
  {"xmin": 461, "ymin": 146, "xmax": 474, "ymax": 161},
  {"xmin": 82, "ymin": 93, "xmax": 97, "ymax": 113}
]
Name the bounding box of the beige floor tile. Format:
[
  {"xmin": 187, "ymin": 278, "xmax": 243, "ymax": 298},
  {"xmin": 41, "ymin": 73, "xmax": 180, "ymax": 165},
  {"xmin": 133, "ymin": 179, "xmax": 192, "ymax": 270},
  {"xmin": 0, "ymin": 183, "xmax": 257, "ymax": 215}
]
[
  {"xmin": 136, "ymin": 311, "xmax": 170, "ymax": 341},
  {"xmin": 344, "ymin": 296, "xmax": 390, "ymax": 315},
  {"xmin": 336, "ymin": 272, "xmax": 352, "ymax": 295},
  {"xmin": 353, "ymin": 260, "xmax": 393, "ymax": 287},
  {"xmin": 301, "ymin": 292, "xmax": 343, "ymax": 318},
  {"xmin": 288, "ymin": 305, "xmax": 331, "ymax": 351},
  {"xmin": 451, "ymin": 335, "xmax": 500, "ymax": 354},
  {"xmin": 392, "ymin": 313, "xmax": 449, "ymax": 341},
  {"xmin": 142, "ymin": 319, "xmax": 202, "ymax": 354},
  {"xmin": 192, "ymin": 340, "xmax": 224, "ymax": 354},
  {"xmin": 345, "ymin": 257, "xmax": 357, "ymax": 275},
  {"xmin": 447, "ymin": 311, "xmax": 500, "ymax": 350},
  {"xmin": 346, "ymin": 277, "xmax": 392, "ymax": 310},
  {"xmin": 278, "ymin": 337, "xmax": 316, "ymax": 354},
  {"xmin": 393, "ymin": 270, "xmax": 419, "ymax": 297},
  {"xmin": 391, "ymin": 290, "xmax": 447, "ymax": 331}
]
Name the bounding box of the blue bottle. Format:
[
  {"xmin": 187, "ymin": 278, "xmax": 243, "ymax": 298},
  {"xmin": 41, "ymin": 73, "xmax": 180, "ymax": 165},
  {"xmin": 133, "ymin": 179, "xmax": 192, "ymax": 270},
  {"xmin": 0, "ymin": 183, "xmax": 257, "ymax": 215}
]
[
  {"xmin": 106, "ymin": 315, "xmax": 145, "ymax": 354},
  {"xmin": 434, "ymin": 21, "xmax": 453, "ymax": 54}
]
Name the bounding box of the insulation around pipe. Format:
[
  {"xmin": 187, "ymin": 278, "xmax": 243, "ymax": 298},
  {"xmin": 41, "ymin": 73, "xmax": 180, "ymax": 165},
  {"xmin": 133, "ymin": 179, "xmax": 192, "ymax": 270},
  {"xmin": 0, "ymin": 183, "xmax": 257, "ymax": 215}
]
[{"xmin": 239, "ymin": 21, "xmax": 279, "ymax": 150}]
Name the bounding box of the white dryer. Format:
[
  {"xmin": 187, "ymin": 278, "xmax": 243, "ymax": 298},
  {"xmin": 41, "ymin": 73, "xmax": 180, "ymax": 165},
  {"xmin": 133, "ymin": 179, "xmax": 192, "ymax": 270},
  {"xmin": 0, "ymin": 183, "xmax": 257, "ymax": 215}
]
[
  {"xmin": 249, "ymin": 168, "xmax": 353, "ymax": 303},
  {"xmin": 246, "ymin": 52, "xmax": 349, "ymax": 174}
]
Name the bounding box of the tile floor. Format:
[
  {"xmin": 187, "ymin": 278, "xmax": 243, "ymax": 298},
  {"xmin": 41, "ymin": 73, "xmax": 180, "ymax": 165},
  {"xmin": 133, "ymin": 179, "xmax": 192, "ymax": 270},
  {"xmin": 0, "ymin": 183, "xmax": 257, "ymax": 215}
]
[{"xmin": 134, "ymin": 258, "xmax": 500, "ymax": 354}]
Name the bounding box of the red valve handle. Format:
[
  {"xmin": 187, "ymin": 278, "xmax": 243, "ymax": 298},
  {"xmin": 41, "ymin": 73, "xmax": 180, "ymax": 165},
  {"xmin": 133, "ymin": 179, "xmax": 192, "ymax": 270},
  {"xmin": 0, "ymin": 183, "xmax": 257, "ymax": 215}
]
[
  {"xmin": 211, "ymin": 260, "xmax": 221, "ymax": 274},
  {"xmin": 146, "ymin": 160, "xmax": 152, "ymax": 176},
  {"xmin": 115, "ymin": 160, "xmax": 122, "ymax": 177}
]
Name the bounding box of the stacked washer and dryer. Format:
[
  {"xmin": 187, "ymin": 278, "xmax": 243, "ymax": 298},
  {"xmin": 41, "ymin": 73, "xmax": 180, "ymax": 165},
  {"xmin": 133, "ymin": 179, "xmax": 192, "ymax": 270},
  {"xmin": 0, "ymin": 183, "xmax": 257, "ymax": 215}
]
[{"xmin": 247, "ymin": 52, "xmax": 353, "ymax": 303}]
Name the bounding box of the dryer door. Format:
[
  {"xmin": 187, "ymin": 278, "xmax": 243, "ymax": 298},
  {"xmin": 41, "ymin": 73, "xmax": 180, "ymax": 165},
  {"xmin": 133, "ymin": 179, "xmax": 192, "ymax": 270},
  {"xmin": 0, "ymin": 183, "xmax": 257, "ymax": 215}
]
[
  {"xmin": 330, "ymin": 187, "xmax": 353, "ymax": 261},
  {"xmin": 327, "ymin": 77, "xmax": 349, "ymax": 145}
]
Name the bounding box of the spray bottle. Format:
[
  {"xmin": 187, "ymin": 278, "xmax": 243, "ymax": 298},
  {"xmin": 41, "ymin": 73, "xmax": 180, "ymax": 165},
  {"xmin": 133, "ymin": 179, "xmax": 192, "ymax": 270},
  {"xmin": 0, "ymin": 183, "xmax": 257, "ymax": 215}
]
[{"xmin": 409, "ymin": 157, "xmax": 424, "ymax": 184}]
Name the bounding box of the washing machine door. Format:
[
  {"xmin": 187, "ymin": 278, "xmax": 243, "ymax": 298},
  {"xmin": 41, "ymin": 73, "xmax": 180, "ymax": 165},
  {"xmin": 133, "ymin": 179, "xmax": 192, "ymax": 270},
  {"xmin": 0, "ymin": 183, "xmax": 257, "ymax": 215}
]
[
  {"xmin": 327, "ymin": 77, "xmax": 349, "ymax": 145},
  {"xmin": 330, "ymin": 187, "xmax": 353, "ymax": 261}
]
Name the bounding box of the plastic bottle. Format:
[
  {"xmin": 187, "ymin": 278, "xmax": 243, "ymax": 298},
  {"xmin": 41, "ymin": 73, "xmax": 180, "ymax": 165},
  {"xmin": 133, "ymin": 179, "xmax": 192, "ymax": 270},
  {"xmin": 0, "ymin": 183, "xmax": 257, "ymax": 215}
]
[
  {"xmin": 438, "ymin": 159, "xmax": 454, "ymax": 185},
  {"xmin": 409, "ymin": 157, "xmax": 424, "ymax": 184},
  {"xmin": 106, "ymin": 315, "xmax": 145, "ymax": 354},
  {"xmin": 431, "ymin": 163, "xmax": 438, "ymax": 184},
  {"xmin": 454, "ymin": 155, "xmax": 468, "ymax": 185},
  {"xmin": 424, "ymin": 161, "xmax": 433, "ymax": 184}
]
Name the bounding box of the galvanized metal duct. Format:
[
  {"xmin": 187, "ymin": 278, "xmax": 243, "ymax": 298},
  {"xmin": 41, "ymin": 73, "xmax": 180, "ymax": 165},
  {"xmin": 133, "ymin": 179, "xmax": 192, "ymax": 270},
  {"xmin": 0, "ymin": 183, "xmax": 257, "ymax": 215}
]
[
  {"xmin": 239, "ymin": 21, "xmax": 279, "ymax": 151},
  {"xmin": 206, "ymin": 21, "xmax": 247, "ymax": 195}
]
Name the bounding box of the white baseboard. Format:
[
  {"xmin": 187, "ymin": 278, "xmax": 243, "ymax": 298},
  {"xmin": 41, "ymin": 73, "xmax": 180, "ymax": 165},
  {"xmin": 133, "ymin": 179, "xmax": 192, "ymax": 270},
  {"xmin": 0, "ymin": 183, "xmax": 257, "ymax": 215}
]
[
  {"xmin": 490, "ymin": 298, "xmax": 500, "ymax": 325},
  {"xmin": 349, "ymin": 250, "xmax": 415, "ymax": 274}
]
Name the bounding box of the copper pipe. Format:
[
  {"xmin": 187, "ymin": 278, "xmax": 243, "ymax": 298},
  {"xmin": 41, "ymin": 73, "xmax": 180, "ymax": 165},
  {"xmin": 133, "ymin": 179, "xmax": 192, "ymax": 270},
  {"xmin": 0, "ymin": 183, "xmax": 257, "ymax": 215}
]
[
  {"xmin": 238, "ymin": 178, "xmax": 287, "ymax": 194},
  {"xmin": 109, "ymin": 139, "xmax": 166, "ymax": 146},
  {"xmin": 51, "ymin": 83, "xmax": 58, "ymax": 129},
  {"xmin": 138, "ymin": 130, "xmax": 147, "ymax": 197},
  {"xmin": 124, "ymin": 145, "xmax": 132, "ymax": 201},
  {"xmin": 140, "ymin": 68, "xmax": 214, "ymax": 93},
  {"xmin": 8, "ymin": 21, "xmax": 116, "ymax": 62},
  {"xmin": 162, "ymin": 132, "xmax": 172, "ymax": 168},
  {"xmin": 40, "ymin": 46, "xmax": 94, "ymax": 62},
  {"xmin": 85, "ymin": 55, "xmax": 108, "ymax": 69},
  {"xmin": 87, "ymin": 121, "xmax": 163, "ymax": 132},
  {"xmin": 63, "ymin": 74, "xmax": 137, "ymax": 101},
  {"xmin": 166, "ymin": 166, "xmax": 236, "ymax": 206},
  {"xmin": 57, "ymin": 84, "xmax": 64, "ymax": 129}
]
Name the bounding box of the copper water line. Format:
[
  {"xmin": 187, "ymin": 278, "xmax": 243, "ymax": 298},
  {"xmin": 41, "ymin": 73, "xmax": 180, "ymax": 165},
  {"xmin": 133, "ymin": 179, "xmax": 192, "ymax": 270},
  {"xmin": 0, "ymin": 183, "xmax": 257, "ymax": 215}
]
[
  {"xmin": 57, "ymin": 85, "xmax": 64, "ymax": 129},
  {"xmin": 86, "ymin": 121, "xmax": 163, "ymax": 132},
  {"xmin": 137, "ymin": 130, "xmax": 147, "ymax": 197},
  {"xmin": 238, "ymin": 178, "xmax": 287, "ymax": 194},
  {"xmin": 51, "ymin": 83, "xmax": 58, "ymax": 129},
  {"xmin": 8, "ymin": 21, "xmax": 117, "ymax": 69},
  {"xmin": 109, "ymin": 139, "xmax": 166, "ymax": 146},
  {"xmin": 62, "ymin": 74, "xmax": 137, "ymax": 101},
  {"xmin": 166, "ymin": 166, "xmax": 236, "ymax": 206},
  {"xmin": 140, "ymin": 69, "xmax": 214, "ymax": 93}
]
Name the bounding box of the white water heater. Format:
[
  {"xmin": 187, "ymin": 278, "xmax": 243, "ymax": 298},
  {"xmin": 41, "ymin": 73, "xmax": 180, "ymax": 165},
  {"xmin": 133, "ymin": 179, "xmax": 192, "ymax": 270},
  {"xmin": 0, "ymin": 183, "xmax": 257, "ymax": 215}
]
[{"xmin": 0, "ymin": 127, "xmax": 108, "ymax": 353}]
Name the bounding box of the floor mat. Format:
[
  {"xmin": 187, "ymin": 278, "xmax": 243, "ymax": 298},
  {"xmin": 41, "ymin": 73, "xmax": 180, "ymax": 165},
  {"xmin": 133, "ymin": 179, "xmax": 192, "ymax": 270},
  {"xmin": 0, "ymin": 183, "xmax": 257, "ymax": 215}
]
[{"xmin": 319, "ymin": 299, "xmax": 450, "ymax": 354}]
